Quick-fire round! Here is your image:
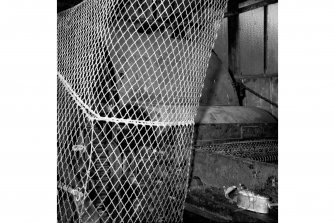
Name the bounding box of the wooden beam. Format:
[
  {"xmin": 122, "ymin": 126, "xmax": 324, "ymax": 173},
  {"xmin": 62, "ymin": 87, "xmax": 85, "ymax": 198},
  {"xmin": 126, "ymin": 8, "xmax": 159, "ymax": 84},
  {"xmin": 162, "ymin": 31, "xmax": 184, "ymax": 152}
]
[
  {"xmin": 235, "ymin": 73, "xmax": 278, "ymax": 79},
  {"xmin": 264, "ymin": 5, "xmax": 268, "ymax": 74},
  {"xmin": 228, "ymin": 0, "xmax": 240, "ymax": 76},
  {"xmin": 224, "ymin": 0, "xmax": 278, "ymax": 18},
  {"xmin": 228, "ymin": 0, "xmax": 242, "ymax": 105}
]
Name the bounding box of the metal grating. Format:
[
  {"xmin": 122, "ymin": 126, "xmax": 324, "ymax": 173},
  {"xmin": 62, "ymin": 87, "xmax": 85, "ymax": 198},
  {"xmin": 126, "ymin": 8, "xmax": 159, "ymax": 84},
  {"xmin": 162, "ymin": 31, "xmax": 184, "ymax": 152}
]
[{"xmin": 195, "ymin": 139, "xmax": 278, "ymax": 163}]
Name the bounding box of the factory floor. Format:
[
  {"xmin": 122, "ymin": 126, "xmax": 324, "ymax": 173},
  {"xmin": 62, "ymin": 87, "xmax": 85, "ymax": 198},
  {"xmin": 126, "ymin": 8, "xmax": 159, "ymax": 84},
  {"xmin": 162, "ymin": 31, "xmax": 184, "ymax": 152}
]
[
  {"xmin": 183, "ymin": 186, "xmax": 278, "ymax": 223},
  {"xmin": 184, "ymin": 206, "xmax": 278, "ymax": 223},
  {"xmin": 184, "ymin": 210, "xmax": 220, "ymax": 223}
]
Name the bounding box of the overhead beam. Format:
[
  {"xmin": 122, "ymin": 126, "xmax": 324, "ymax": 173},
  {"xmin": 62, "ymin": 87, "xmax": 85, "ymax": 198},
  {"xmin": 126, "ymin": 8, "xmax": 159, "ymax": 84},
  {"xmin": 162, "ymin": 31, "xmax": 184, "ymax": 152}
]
[
  {"xmin": 224, "ymin": 0, "xmax": 278, "ymax": 18},
  {"xmin": 234, "ymin": 73, "xmax": 278, "ymax": 79}
]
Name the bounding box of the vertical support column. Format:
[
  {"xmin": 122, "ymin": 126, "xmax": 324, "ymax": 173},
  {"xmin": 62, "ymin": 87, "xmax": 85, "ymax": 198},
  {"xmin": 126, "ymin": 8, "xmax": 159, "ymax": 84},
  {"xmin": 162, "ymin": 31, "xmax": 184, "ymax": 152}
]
[
  {"xmin": 227, "ymin": 0, "xmax": 243, "ymax": 105},
  {"xmin": 264, "ymin": 5, "xmax": 272, "ymax": 113},
  {"xmin": 264, "ymin": 5, "xmax": 268, "ymax": 75}
]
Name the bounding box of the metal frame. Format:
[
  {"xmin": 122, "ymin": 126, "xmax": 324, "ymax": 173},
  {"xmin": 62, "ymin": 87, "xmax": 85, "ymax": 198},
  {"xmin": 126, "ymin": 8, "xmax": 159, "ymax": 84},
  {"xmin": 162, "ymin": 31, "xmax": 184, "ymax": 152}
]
[{"xmin": 226, "ymin": 0, "xmax": 278, "ymax": 109}]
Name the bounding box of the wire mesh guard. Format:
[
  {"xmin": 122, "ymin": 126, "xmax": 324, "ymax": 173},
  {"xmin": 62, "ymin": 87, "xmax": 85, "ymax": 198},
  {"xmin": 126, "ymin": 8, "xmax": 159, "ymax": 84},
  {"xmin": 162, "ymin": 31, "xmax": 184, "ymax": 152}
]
[
  {"xmin": 195, "ymin": 140, "xmax": 278, "ymax": 163},
  {"xmin": 57, "ymin": 0, "xmax": 227, "ymax": 222}
]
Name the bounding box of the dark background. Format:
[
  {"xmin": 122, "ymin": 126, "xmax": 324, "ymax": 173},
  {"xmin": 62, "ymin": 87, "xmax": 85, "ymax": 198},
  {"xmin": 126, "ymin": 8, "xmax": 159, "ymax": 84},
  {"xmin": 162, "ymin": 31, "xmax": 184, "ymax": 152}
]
[{"xmin": 58, "ymin": 0, "xmax": 83, "ymax": 12}]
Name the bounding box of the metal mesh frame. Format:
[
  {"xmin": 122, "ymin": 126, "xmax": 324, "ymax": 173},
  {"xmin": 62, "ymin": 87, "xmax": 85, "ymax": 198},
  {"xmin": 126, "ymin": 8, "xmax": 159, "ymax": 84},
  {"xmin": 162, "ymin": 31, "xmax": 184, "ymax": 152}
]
[
  {"xmin": 57, "ymin": 0, "xmax": 227, "ymax": 222},
  {"xmin": 195, "ymin": 140, "xmax": 278, "ymax": 163}
]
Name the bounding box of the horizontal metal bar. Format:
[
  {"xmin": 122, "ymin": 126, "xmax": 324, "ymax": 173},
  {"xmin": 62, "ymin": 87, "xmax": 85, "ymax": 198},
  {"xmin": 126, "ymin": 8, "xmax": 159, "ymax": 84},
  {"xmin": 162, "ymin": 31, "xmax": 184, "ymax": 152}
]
[
  {"xmin": 235, "ymin": 73, "xmax": 278, "ymax": 79},
  {"xmin": 224, "ymin": 0, "xmax": 278, "ymax": 18}
]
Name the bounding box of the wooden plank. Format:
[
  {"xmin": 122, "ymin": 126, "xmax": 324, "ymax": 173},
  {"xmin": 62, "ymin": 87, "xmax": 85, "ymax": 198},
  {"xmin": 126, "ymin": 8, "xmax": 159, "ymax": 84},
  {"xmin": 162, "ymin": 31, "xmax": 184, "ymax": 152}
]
[
  {"xmin": 266, "ymin": 4, "xmax": 278, "ymax": 74},
  {"xmin": 239, "ymin": 7, "xmax": 264, "ymax": 76},
  {"xmin": 238, "ymin": 6, "xmax": 264, "ymax": 107},
  {"xmin": 266, "ymin": 4, "xmax": 278, "ymax": 116}
]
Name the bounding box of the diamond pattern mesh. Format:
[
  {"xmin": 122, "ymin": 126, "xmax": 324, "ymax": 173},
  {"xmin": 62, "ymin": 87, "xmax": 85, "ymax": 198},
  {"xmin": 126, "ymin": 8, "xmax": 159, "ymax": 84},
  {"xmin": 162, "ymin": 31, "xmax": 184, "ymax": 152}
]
[
  {"xmin": 195, "ymin": 140, "xmax": 278, "ymax": 163},
  {"xmin": 57, "ymin": 0, "xmax": 227, "ymax": 222}
]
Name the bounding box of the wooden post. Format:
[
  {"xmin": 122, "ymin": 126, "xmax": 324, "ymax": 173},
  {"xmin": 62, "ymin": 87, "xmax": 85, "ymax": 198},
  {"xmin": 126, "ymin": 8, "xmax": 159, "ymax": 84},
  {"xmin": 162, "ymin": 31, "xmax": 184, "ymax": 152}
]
[
  {"xmin": 264, "ymin": 5, "xmax": 274, "ymax": 113},
  {"xmin": 227, "ymin": 0, "xmax": 243, "ymax": 105},
  {"xmin": 264, "ymin": 5, "xmax": 268, "ymax": 75}
]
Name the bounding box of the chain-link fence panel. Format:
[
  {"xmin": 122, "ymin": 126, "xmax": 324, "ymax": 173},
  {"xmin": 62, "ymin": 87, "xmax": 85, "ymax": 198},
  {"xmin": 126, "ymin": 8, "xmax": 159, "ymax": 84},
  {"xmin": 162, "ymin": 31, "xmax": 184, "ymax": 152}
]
[{"xmin": 57, "ymin": 0, "xmax": 227, "ymax": 222}]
